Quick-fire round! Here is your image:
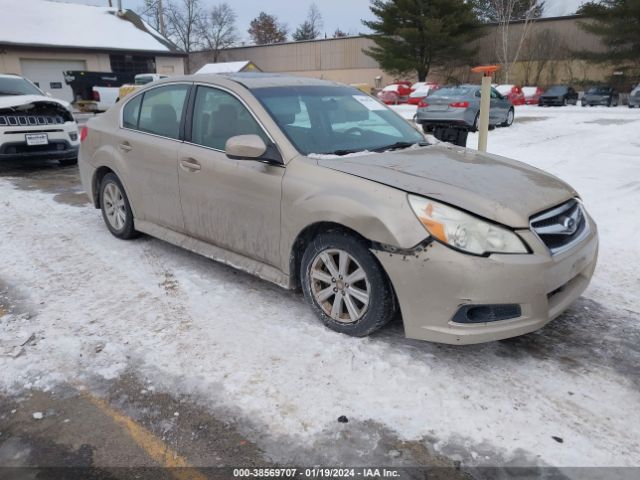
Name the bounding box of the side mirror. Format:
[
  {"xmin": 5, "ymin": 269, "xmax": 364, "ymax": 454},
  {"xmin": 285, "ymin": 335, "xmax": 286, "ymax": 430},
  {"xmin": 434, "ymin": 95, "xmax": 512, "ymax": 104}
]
[{"xmin": 225, "ymin": 134, "xmax": 267, "ymax": 160}]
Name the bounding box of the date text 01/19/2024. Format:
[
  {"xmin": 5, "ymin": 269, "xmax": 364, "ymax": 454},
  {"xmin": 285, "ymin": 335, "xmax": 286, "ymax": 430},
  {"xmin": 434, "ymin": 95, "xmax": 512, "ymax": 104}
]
[{"xmin": 233, "ymin": 468, "xmax": 401, "ymax": 478}]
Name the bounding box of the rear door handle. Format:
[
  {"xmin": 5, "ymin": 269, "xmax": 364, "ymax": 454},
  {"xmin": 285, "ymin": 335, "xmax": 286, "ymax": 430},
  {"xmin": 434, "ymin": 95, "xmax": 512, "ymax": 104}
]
[
  {"xmin": 180, "ymin": 158, "xmax": 201, "ymax": 172},
  {"xmin": 119, "ymin": 142, "xmax": 132, "ymax": 152}
]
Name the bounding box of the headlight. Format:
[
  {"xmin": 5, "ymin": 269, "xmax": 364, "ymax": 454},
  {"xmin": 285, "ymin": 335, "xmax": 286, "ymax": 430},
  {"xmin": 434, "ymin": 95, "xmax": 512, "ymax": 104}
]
[{"xmin": 408, "ymin": 195, "xmax": 528, "ymax": 255}]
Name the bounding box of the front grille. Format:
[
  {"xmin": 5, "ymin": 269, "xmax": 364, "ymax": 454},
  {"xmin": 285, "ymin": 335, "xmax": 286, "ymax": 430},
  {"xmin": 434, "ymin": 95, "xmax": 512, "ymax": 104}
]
[
  {"xmin": 530, "ymin": 199, "xmax": 588, "ymax": 255},
  {"xmin": 0, "ymin": 114, "xmax": 65, "ymax": 127},
  {"xmin": 0, "ymin": 140, "xmax": 70, "ymax": 155}
]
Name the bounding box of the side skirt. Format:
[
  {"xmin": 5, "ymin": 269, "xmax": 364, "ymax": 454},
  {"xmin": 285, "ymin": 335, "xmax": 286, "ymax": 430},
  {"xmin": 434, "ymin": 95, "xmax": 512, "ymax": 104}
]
[{"xmin": 135, "ymin": 219, "xmax": 294, "ymax": 290}]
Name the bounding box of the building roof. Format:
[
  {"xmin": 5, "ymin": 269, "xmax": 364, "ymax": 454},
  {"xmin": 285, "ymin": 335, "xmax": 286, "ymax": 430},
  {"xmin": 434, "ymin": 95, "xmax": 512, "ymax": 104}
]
[
  {"xmin": 195, "ymin": 61, "xmax": 260, "ymax": 74},
  {"xmin": 0, "ymin": 0, "xmax": 184, "ymax": 55}
]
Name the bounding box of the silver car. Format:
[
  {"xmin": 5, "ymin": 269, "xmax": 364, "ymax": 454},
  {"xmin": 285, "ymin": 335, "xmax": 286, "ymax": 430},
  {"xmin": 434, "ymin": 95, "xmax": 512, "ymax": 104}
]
[
  {"xmin": 629, "ymin": 84, "xmax": 640, "ymax": 108},
  {"xmin": 416, "ymin": 84, "xmax": 515, "ymax": 133},
  {"xmin": 79, "ymin": 74, "xmax": 597, "ymax": 345}
]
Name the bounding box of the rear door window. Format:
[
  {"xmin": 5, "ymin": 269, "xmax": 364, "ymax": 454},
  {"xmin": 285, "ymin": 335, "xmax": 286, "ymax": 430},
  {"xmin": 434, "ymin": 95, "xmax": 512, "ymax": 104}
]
[
  {"xmin": 137, "ymin": 84, "xmax": 190, "ymax": 139},
  {"xmin": 122, "ymin": 94, "xmax": 142, "ymax": 129}
]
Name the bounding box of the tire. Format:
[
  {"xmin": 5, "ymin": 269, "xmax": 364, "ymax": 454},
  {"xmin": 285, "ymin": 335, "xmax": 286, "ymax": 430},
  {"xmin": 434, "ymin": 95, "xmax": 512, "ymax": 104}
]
[
  {"xmin": 472, "ymin": 112, "xmax": 480, "ymax": 132},
  {"xmin": 421, "ymin": 123, "xmax": 433, "ymax": 133},
  {"xmin": 300, "ymin": 231, "xmax": 396, "ymax": 337},
  {"xmin": 501, "ymin": 108, "xmax": 514, "ymax": 127},
  {"xmin": 99, "ymin": 172, "xmax": 138, "ymax": 240},
  {"xmin": 58, "ymin": 158, "xmax": 77, "ymax": 166}
]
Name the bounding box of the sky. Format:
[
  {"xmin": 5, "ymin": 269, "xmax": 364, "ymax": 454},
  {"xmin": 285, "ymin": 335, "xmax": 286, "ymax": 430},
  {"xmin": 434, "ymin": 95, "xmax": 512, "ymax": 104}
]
[{"xmin": 56, "ymin": 0, "xmax": 587, "ymax": 43}]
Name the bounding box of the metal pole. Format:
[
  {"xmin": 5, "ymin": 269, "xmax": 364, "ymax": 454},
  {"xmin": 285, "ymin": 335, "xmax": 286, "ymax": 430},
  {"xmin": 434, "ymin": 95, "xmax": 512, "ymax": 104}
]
[
  {"xmin": 158, "ymin": 0, "xmax": 165, "ymax": 36},
  {"xmin": 477, "ymin": 74, "xmax": 491, "ymax": 152}
]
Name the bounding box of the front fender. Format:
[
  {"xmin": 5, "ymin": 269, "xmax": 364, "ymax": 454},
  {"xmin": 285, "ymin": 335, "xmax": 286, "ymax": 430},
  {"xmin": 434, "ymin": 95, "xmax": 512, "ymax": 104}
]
[{"xmin": 281, "ymin": 157, "xmax": 428, "ymax": 274}]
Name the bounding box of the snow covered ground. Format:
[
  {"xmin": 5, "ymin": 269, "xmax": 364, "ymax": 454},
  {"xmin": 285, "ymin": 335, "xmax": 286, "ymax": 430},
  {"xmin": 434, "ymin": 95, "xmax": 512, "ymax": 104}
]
[{"xmin": 1, "ymin": 106, "xmax": 639, "ymax": 470}]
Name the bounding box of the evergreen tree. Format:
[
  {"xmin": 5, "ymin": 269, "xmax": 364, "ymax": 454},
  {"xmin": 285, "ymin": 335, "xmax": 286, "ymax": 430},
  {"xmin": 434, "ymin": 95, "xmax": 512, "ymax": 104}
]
[
  {"xmin": 362, "ymin": 0, "xmax": 484, "ymax": 81},
  {"xmin": 577, "ymin": 0, "xmax": 640, "ymax": 70}
]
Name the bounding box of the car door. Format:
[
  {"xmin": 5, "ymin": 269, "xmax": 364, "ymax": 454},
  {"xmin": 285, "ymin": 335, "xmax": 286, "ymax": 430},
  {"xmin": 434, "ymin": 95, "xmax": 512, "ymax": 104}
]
[
  {"xmin": 177, "ymin": 84, "xmax": 284, "ymax": 267},
  {"xmin": 489, "ymin": 88, "xmax": 504, "ymax": 123},
  {"xmin": 119, "ymin": 83, "xmax": 191, "ymax": 231}
]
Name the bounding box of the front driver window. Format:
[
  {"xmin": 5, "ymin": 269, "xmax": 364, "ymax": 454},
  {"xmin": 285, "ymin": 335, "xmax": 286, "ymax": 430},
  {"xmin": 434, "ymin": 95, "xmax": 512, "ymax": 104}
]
[{"xmin": 190, "ymin": 86, "xmax": 269, "ymax": 151}]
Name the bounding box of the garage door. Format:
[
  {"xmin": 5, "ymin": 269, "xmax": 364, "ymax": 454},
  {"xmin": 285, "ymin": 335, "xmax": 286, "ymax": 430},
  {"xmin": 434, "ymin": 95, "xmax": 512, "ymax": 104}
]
[{"xmin": 20, "ymin": 59, "xmax": 87, "ymax": 103}]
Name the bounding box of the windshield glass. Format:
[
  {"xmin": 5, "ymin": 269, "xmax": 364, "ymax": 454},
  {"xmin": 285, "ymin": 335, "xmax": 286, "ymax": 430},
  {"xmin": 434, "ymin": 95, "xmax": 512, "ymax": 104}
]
[
  {"xmin": 546, "ymin": 86, "xmax": 568, "ymax": 95},
  {"xmin": 429, "ymin": 86, "xmax": 475, "ymax": 98},
  {"xmin": 252, "ymin": 86, "xmax": 424, "ymax": 156},
  {"xmin": 135, "ymin": 76, "xmax": 154, "ymax": 85},
  {"xmin": 587, "ymin": 86, "xmax": 609, "ymax": 94},
  {"xmin": 0, "ymin": 76, "xmax": 43, "ymax": 96}
]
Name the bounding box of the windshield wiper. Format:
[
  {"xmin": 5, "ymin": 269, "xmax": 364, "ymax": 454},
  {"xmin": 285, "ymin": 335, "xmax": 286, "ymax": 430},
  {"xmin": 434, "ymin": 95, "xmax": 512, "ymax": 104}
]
[
  {"xmin": 371, "ymin": 141, "xmax": 429, "ymax": 152},
  {"xmin": 327, "ymin": 148, "xmax": 363, "ymax": 156},
  {"xmin": 0, "ymin": 91, "xmax": 21, "ymax": 96}
]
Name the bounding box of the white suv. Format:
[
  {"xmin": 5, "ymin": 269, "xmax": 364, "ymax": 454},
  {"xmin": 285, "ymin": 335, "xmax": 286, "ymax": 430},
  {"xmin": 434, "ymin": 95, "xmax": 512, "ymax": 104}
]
[{"xmin": 0, "ymin": 74, "xmax": 79, "ymax": 165}]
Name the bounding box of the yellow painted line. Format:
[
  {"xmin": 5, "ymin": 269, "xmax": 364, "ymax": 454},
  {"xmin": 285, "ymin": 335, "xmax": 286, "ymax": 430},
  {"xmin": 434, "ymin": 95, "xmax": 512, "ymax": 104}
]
[{"xmin": 82, "ymin": 391, "xmax": 208, "ymax": 480}]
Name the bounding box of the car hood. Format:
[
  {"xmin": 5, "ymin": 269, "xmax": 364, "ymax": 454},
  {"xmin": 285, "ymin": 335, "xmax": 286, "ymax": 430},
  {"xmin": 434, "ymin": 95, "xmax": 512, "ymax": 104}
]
[
  {"xmin": 0, "ymin": 94, "xmax": 72, "ymax": 111},
  {"xmin": 315, "ymin": 144, "xmax": 576, "ymax": 228}
]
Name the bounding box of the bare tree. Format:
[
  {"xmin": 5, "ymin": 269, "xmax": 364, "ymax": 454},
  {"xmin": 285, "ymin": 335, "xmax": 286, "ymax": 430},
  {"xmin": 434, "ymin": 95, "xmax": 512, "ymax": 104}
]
[
  {"xmin": 293, "ymin": 3, "xmax": 323, "ymax": 41},
  {"xmin": 491, "ymin": 0, "xmax": 544, "ymax": 83},
  {"xmin": 199, "ymin": 2, "xmax": 238, "ymax": 62},
  {"xmin": 139, "ymin": 0, "xmax": 167, "ymax": 35},
  {"xmin": 165, "ymin": 0, "xmax": 204, "ymax": 69},
  {"xmin": 520, "ymin": 28, "xmax": 565, "ymax": 85}
]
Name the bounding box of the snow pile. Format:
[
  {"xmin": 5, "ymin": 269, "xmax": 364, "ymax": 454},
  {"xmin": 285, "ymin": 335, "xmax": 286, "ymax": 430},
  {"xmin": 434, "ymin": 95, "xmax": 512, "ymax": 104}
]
[{"xmin": 0, "ymin": 0, "xmax": 175, "ymax": 52}]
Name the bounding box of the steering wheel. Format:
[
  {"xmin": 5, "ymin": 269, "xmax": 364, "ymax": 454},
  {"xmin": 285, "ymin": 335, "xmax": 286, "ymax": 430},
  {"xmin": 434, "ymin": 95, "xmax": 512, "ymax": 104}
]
[{"xmin": 344, "ymin": 127, "xmax": 366, "ymax": 136}]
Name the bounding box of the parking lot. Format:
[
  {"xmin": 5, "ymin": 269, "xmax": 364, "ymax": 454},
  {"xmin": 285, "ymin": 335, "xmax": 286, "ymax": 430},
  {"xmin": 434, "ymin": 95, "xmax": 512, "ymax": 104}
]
[{"xmin": 1, "ymin": 106, "xmax": 639, "ymax": 476}]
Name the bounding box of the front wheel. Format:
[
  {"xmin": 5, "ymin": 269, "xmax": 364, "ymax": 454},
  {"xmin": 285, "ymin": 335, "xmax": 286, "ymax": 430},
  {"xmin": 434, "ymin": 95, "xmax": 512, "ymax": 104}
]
[
  {"xmin": 99, "ymin": 173, "xmax": 138, "ymax": 239},
  {"xmin": 501, "ymin": 108, "xmax": 514, "ymax": 127},
  {"xmin": 300, "ymin": 232, "xmax": 396, "ymax": 337}
]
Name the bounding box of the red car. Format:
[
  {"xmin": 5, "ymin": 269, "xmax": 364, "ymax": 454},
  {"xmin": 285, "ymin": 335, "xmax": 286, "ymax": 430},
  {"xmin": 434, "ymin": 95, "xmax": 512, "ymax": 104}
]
[
  {"xmin": 407, "ymin": 82, "xmax": 439, "ymax": 105},
  {"xmin": 523, "ymin": 86, "xmax": 544, "ymax": 105},
  {"xmin": 496, "ymin": 85, "xmax": 526, "ymax": 105},
  {"xmin": 377, "ymin": 81, "xmax": 413, "ymax": 104}
]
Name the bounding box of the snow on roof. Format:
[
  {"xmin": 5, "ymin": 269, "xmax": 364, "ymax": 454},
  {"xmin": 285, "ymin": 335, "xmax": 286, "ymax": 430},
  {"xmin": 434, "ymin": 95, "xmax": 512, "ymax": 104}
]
[
  {"xmin": 0, "ymin": 0, "xmax": 181, "ymax": 54},
  {"xmin": 195, "ymin": 61, "xmax": 256, "ymax": 75}
]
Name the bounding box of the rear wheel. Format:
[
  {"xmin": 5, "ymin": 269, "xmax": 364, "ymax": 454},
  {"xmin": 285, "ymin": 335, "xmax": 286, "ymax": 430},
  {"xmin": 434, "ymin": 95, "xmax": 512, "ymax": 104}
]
[
  {"xmin": 301, "ymin": 232, "xmax": 396, "ymax": 337},
  {"xmin": 472, "ymin": 112, "xmax": 480, "ymax": 131},
  {"xmin": 99, "ymin": 173, "xmax": 138, "ymax": 240}
]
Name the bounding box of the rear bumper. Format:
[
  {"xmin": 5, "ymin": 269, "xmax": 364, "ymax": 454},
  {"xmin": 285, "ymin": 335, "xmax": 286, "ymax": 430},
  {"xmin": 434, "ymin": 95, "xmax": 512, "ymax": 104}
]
[
  {"xmin": 416, "ymin": 108, "xmax": 476, "ymax": 128},
  {"xmin": 374, "ymin": 216, "xmax": 598, "ymax": 345}
]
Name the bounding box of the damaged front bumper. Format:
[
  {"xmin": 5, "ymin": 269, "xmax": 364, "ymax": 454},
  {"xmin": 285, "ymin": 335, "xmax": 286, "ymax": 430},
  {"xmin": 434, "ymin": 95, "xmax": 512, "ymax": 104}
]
[{"xmin": 373, "ymin": 217, "xmax": 599, "ymax": 345}]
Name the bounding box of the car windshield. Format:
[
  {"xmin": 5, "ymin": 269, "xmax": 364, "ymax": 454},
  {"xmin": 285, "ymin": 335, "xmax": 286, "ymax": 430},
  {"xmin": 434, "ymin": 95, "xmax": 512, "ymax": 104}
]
[
  {"xmin": 429, "ymin": 86, "xmax": 474, "ymax": 98},
  {"xmin": 546, "ymin": 86, "xmax": 568, "ymax": 95},
  {"xmin": 252, "ymin": 85, "xmax": 425, "ymax": 156},
  {"xmin": 0, "ymin": 76, "xmax": 43, "ymax": 96},
  {"xmin": 587, "ymin": 87, "xmax": 609, "ymax": 94},
  {"xmin": 135, "ymin": 76, "xmax": 154, "ymax": 85}
]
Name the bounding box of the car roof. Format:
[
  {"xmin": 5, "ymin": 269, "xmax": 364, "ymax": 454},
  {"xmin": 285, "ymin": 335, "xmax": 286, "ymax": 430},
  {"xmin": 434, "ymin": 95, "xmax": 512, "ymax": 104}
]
[{"xmin": 168, "ymin": 72, "xmax": 346, "ymax": 90}]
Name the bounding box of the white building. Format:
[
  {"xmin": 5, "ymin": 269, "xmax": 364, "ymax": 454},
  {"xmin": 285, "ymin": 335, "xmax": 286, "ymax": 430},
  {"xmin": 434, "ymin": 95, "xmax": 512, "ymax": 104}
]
[{"xmin": 0, "ymin": 0, "xmax": 186, "ymax": 102}]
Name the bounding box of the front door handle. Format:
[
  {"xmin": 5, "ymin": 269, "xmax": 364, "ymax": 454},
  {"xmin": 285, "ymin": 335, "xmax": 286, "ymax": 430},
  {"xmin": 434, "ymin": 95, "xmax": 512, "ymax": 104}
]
[
  {"xmin": 180, "ymin": 158, "xmax": 201, "ymax": 172},
  {"xmin": 119, "ymin": 142, "xmax": 132, "ymax": 152}
]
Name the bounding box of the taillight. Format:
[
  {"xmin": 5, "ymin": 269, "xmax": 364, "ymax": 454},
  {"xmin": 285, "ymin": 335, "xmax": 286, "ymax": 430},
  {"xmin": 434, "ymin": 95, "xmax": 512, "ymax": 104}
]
[
  {"xmin": 418, "ymin": 100, "xmax": 429, "ymax": 108},
  {"xmin": 449, "ymin": 101, "xmax": 469, "ymax": 108},
  {"xmin": 92, "ymin": 90, "xmax": 101, "ymax": 101},
  {"xmin": 80, "ymin": 126, "xmax": 88, "ymax": 142}
]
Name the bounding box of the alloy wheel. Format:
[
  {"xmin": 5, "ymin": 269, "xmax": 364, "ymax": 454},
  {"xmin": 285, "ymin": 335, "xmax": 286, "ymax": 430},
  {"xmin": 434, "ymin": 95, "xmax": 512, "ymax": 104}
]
[
  {"xmin": 309, "ymin": 249, "xmax": 371, "ymax": 324},
  {"xmin": 102, "ymin": 182, "xmax": 127, "ymax": 231}
]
